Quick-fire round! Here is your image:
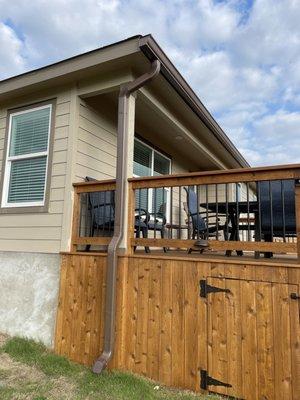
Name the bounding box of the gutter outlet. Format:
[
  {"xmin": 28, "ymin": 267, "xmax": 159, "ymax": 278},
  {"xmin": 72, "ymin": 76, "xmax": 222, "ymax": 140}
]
[{"xmin": 92, "ymin": 60, "xmax": 161, "ymax": 374}]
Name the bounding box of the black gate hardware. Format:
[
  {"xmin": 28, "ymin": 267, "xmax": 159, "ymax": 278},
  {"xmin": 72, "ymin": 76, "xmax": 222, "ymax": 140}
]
[
  {"xmin": 200, "ymin": 279, "xmax": 231, "ymax": 298},
  {"xmin": 291, "ymin": 293, "xmax": 300, "ymax": 300},
  {"xmin": 200, "ymin": 369, "xmax": 232, "ymax": 390}
]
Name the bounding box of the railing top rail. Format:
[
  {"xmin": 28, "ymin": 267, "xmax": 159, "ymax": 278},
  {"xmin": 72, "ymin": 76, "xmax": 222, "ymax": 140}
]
[
  {"xmin": 73, "ymin": 179, "xmax": 116, "ymax": 193},
  {"xmin": 73, "ymin": 179, "xmax": 116, "ymax": 188},
  {"xmin": 128, "ymin": 164, "xmax": 300, "ymax": 189}
]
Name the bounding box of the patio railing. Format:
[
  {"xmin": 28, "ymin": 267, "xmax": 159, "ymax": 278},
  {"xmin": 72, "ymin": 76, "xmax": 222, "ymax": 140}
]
[
  {"xmin": 71, "ymin": 164, "xmax": 300, "ymax": 259},
  {"xmin": 129, "ymin": 164, "xmax": 300, "ymax": 258},
  {"xmin": 71, "ymin": 179, "xmax": 116, "ymax": 251}
]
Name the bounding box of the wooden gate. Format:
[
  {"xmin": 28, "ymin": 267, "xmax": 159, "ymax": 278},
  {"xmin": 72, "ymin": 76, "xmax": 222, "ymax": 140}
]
[{"xmin": 203, "ymin": 277, "xmax": 300, "ymax": 400}]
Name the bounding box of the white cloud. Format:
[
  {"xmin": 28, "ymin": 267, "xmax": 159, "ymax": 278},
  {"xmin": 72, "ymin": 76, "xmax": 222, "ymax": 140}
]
[
  {"xmin": 170, "ymin": 0, "xmax": 239, "ymax": 49},
  {"xmin": 0, "ymin": 22, "xmax": 26, "ymax": 78},
  {"xmin": 0, "ymin": 0, "xmax": 299, "ymax": 166}
]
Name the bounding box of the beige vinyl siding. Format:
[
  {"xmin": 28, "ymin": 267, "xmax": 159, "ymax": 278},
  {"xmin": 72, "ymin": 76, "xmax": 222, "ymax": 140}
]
[
  {"xmin": 0, "ymin": 89, "xmax": 72, "ymax": 253},
  {"xmin": 75, "ymin": 99, "xmax": 117, "ymax": 181}
]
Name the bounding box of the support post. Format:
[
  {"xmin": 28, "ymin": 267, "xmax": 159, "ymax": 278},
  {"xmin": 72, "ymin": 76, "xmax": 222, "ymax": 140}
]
[
  {"xmin": 295, "ymin": 181, "xmax": 300, "ymax": 261},
  {"xmin": 117, "ymin": 93, "xmax": 135, "ymax": 253}
]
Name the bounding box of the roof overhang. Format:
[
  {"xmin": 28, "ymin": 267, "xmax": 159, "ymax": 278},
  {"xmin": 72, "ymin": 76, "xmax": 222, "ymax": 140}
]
[
  {"xmin": 138, "ymin": 35, "xmax": 249, "ymax": 168},
  {"xmin": 0, "ymin": 34, "xmax": 249, "ymax": 168}
]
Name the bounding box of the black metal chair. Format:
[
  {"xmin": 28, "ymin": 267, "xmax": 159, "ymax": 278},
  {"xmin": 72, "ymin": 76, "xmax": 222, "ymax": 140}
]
[
  {"xmin": 85, "ymin": 177, "xmax": 149, "ymax": 252},
  {"xmin": 257, "ymin": 179, "xmax": 296, "ymax": 257},
  {"xmin": 184, "ymin": 187, "xmax": 222, "ymax": 240}
]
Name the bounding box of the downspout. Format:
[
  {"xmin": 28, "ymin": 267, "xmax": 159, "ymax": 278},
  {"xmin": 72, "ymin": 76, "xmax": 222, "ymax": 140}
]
[{"xmin": 93, "ymin": 59, "xmax": 161, "ymax": 374}]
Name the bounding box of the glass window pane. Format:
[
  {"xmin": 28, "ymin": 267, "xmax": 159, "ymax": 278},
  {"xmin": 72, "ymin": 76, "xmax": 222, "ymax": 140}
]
[
  {"xmin": 10, "ymin": 107, "xmax": 50, "ymax": 156},
  {"xmin": 154, "ymin": 152, "xmax": 170, "ymax": 176},
  {"xmin": 133, "ymin": 140, "xmax": 152, "ymax": 177},
  {"xmin": 8, "ymin": 156, "xmax": 47, "ymax": 203}
]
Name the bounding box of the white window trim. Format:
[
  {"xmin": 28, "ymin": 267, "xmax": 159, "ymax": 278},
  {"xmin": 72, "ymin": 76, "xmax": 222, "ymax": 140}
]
[
  {"xmin": 133, "ymin": 138, "xmax": 171, "ymax": 220},
  {"xmin": 1, "ymin": 104, "xmax": 52, "ymax": 208}
]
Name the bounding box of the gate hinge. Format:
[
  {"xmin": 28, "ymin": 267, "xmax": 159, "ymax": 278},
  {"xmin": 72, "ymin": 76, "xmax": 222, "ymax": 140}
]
[
  {"xmin": 291, "ymin": 293, "xmax": 300, "ymax": 300},
  {"xmin": 200, "ymin": 369, "xmax": 232, "ymax": 390},
  {"xmin": 199, "ymin": 279, "xmax": 231, "ymax": 298}
]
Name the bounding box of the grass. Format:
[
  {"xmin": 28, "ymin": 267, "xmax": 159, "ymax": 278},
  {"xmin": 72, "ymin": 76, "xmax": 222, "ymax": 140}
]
[{"xmin": 0, "ymin": 336, "xmax": 220, "ymax": 400}]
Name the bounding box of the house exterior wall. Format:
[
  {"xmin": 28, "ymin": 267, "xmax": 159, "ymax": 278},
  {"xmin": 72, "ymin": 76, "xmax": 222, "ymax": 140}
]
[
  {"xmin": 76, "ymin": 98, "xmax": 117, "ymax": 181},
  {"xmin": 0, "ymin": 88, "xmax": 74, "ymax": 347},
  {"xmin": 0, "ymin": 251, "xmax": 60, "ymax": 346},
  {"xmin": 0, "ymin": 87, "xmax": 73, "ymax": 253}
]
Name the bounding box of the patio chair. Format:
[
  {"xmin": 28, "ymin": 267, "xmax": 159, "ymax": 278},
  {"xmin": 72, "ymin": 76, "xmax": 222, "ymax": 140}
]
[
  {"xmin": 257, "ymin": 179, "xmax": 296, "ymax": 257},
  {"xmin": 184, "ymin": 187, "xmax": 222, "ymax": 242},
  {"xmin": 85, "ymin": 177, "xmax": 149, "ymax": 252}
]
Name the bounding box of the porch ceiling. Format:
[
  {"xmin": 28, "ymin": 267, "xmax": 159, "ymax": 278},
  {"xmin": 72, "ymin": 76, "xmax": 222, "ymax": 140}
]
[{"xmin": 85, "ymin": 90, "xmax": 223, "ymax": 172}]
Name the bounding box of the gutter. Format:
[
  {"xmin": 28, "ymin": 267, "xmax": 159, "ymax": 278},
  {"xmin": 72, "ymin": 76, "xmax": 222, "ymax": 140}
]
[
  {"xmin": 138, "ymin": 35, "xmax": 250, "ymax": 169},
  {"xmin": 92, "ymin": 59, "xmax": 161, "ymax": 374}
]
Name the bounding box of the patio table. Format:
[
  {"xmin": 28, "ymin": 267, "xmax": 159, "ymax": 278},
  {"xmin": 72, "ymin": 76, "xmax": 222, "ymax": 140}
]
[{"xmin": 200, "ymin": 201, "xmax": 258, "ymax": 256}]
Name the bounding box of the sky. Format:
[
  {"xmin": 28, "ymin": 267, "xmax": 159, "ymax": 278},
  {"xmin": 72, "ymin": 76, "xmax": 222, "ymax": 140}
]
[{"xmin": 0, "ymin": 0, "xmax": 299, "ymax": 166}]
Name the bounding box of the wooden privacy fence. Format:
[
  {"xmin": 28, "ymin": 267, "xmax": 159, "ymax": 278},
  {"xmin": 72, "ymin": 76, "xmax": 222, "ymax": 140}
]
[{"xmin": 55, "ymin": 252, "xmax": 300, "ymax": 399}]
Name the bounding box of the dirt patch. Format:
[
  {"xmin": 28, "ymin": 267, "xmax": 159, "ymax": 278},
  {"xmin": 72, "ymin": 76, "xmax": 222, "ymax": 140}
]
[
  {"xmin": 0, "ymin": 333, "xmax": 9, "ymax": 348},
  {"xmin": 48, "ymin": 376, "xmax": 77, "ymax": 399},
  {"xmin": 0, "ymin": 352, "xmax": 45, "ymax": 386},
  {"xmin": 0, "ymin": 334, "xmax": 77, "ymax": 400}
]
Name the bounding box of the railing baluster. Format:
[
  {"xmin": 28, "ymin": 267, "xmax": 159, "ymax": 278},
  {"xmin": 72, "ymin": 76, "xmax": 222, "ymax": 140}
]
[
  {"xmin": 247, "ymin": 182, "xmax": 250, "ymax": 242},
  {"xmin": 236, "ymin": 183, "xmax": 239, "ymax": 241},
  {"xmin": 179, "ymin": 186, "xmax": 182, "ymax": 239},
  {"xmin": 269, "ymin": 181, "xmax": 273, "ymax": 241},
  {"xmin": 196, "ymin": 185, "xmax": 200, "ymax": 240},
  {"xmin": 138, "ymin": 188, "xmax": 142, "ymax": 238},
  {"xmin": 225, "ymin": 183, "xmax": 229, "ymax": 241},
  {"xmin": 295, "ymin": 180, "xmax": 300, "ymax": 260},
  {"xmin": 79, "ymin": 193, "xmax": 83, "ymax": 237},
  {"xmin": 216, "ymin": 184, "xmax": 218, "ymax": 240},
  {"xmin": 154, "ymin": 187, "xmax": 157, "ymax": 239},
  {"xmin": 109, "ymin": 190, "xmax": 115, "ymax": 236},
  {"xmin": 170, "ymin": 187, "xmax": 173, "ymax": 239},
  {"xmin": 281, "ymin": 180, "xmax": 286, "ymax": 242},
  {"xmin": 206, "ymin": 185, "xmax": 209, "ymax": 239}
]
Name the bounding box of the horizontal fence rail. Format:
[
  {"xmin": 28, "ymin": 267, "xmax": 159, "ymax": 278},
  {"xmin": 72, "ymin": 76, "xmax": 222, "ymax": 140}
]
[{"xmin": 129, "ymin": 165, "xmax": 300, "ymax": 258}]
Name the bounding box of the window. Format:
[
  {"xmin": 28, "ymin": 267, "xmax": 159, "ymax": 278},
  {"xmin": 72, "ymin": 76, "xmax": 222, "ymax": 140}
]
[
  {"xmin": 133, "ymin": 138, "xmax": 171, "ymax": 216},
  {"xmin": 1, "ymin": 104, "xmax": 52, "ymax": 208}
]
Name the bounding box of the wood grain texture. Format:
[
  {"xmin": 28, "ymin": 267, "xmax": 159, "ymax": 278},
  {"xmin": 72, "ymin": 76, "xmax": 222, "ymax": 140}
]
[
  {"xmin": 132, "ymin": 237, "xmax": 297, "ymax": 254},
  {"xmin": 55, "ymin": 253, "xmax": 300, "ymax": 399},
  {"xmin": 129, "ymin": 164, "xmax": 300, "ymax": 189}
]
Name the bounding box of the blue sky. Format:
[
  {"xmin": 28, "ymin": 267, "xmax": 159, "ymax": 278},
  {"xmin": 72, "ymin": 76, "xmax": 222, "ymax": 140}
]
[{"xmin": 0, "ymin": 0, "xmax": 299, "ymax": 166}]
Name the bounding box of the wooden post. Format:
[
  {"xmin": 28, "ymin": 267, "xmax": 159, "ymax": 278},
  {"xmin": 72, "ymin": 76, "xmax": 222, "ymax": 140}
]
[
  {"xmin": 295, "ymin": 180, "xmax": 300, "ymax": 261},
  {"xmin": 117, "ymin": 93, "xmax": 136, "ymax": 253},
  {"xmin": 70, "ymin": 188, "xmax": 80, "ymax": 252},
  {"xmin": 127, "ymin": 181, "xmax": 135, "ymax": 255}
]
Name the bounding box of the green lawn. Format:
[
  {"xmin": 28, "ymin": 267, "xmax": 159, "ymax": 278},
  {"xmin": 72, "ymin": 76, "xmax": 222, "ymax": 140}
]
[{"xmin": 0, "ymin": 336, "xmax": 220, "ymax": 400}]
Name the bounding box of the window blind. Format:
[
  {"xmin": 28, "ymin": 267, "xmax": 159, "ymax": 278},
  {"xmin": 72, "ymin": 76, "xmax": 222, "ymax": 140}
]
[
  {"xmin": 134, "ymin": 140, "xmax": 152, "ymax": 210},
  {"xmin": 9, "ymin": 108, "xmax": 50, "ymax": 156},
  {"xmin": 8, "ymin": 157, "xmax": 47, "ymax": 203},
  {"xmin": 133, "ymin": 140, "xmax": 152, "ymax": 176}
]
